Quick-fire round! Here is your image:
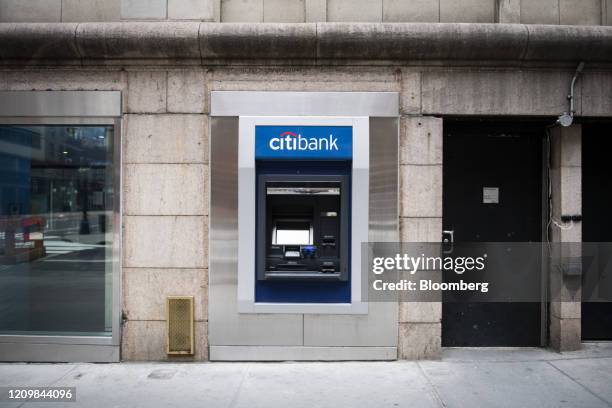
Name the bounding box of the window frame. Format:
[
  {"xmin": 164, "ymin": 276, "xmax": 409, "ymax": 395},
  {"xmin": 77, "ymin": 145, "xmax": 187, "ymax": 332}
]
[{"xmin": 0, "ymin": 91, "xmax": 122, "ymax": 361}]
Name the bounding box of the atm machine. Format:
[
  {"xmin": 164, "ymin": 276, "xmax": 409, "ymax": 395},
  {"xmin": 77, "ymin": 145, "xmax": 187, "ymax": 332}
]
[
  {"xmin": 209, "ymin": 92, "xmax": 399, "ymax": 361},
  {"xmin": 257, "ymin": 174, "xmax": 349, "ymax": 282},
  {"xmin": 249, "ymin": 123, "xmax": 356, "ymax": 304}
]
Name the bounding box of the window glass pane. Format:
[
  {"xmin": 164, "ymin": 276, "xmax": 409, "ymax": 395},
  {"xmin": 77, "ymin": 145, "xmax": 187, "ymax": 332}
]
[{"xmin": 0, "ymin": 125, "xmax": 115, "ymax": 336}]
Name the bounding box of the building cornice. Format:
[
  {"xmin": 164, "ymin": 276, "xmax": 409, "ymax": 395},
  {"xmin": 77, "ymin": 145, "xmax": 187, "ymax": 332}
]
[{"xmin": 0, "ymin": 22, "xmax": 611, "ymax": 64}]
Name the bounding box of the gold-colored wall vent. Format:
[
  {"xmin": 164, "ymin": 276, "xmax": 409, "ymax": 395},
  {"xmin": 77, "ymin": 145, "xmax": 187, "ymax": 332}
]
[{"xmin": 166, "ymin": 296, "xmax": 194, "ymax": 355}]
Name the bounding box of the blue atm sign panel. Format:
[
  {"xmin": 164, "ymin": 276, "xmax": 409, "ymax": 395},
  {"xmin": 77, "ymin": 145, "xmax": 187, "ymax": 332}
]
[{"xmin": 255, "ymin": 125, "xmax": 352, "ymax": 160}]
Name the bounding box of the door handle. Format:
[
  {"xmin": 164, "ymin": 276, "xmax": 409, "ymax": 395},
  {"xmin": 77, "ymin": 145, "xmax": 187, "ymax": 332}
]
[{"xmin": 442, "ymin": 230, "xmax": 454, "ymax": 254}]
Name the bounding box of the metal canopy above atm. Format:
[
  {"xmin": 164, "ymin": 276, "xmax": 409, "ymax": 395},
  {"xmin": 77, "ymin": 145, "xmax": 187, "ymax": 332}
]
[{"xmin": 210, "ymin": 91, "xmax": 399, "ymax": 117}]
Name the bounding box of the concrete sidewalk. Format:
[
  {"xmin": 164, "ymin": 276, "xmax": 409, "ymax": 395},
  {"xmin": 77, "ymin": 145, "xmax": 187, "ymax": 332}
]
[{"xmin": 1, "ymin": 343, "xmax": 611, "ymax": 408}]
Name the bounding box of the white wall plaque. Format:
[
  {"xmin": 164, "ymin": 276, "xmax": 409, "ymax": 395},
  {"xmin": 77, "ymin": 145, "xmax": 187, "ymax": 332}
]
[{"xmin": 483, "ymin": 187, "xmax": 499, "ymax": 204}]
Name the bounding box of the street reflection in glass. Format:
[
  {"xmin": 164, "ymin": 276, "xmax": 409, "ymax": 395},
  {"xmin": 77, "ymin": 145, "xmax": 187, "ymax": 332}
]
[{"xmin": 0, "ymin": 125, "xmax": 114, "ymax": 336}]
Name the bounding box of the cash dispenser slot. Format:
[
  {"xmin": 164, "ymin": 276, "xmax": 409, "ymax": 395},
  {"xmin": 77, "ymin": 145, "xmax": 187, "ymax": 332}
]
[{"xmin": 256, "ymin": 174, "xmax": 349, "ymax": 282}]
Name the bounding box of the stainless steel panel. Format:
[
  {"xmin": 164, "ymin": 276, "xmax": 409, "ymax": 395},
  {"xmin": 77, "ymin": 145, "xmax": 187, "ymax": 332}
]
[
  {"xmin": 112, "ymin": 117, "xmax": 123, "ymax": 347},
  {"xmin": 368, "ymin": 117, "xmax": 400, "ymax": 243},
  {"xmin": 208, "ymin": 117, "xmax": 303, "ymax": 347},
  {"xmin": 209, "ymin": 96, "xmax": 400, "ymax": 358},
  {"xmin": 0, "ymin": 343, "xmax": 119, "ymax": 362},
  {"xmin": 0, "ymin": 91, "xmax": 121, "ymax": 117},
  {"xmin": 210, "ymin": 346, "xmax": 397, "ymax": 361},
  {"xmin": 303, "ymin": 117, "xmax": 399, "ymax": 347},
  {"xmin": 0, "ymin": 117, "xmax": 116, "ymax": 125},
  {"xmin": 211, "ymin": 92, "xmax": 399, "ymax": 117},
  {"xmin": 242, "ymin": 302, "xmax": 368, "ymax": 315},
  {"xmin": 303, "ymin": 303, "xmax": 399, "ymax": 346},
  {"xmin": 0, "ymin": 335, "xmax": 113, "ymax": 345}
]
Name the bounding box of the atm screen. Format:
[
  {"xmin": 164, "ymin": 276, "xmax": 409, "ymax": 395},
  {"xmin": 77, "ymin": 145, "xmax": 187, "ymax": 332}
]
[{"xmin": 274, "ymin": 220, "xmax": 312, "ymax": 245}]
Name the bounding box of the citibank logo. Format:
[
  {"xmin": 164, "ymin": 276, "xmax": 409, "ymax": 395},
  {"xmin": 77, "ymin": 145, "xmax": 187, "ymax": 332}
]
[{"xmin": 269, "ymin": 131, "xmax": 339, "ymax": 152}]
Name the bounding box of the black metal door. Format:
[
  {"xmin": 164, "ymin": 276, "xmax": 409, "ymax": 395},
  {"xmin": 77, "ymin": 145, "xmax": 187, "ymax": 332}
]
[
  {"xmin": 442, "ymin": 121, "xmax": 544, "ymax": 347},
  {"xmin": 582, "ymin": 123, "xmax": 612, "ymax": 340}
]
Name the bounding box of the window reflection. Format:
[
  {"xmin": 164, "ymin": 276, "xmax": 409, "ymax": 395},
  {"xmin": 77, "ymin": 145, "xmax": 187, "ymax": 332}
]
[{"xmin": 0, "ymin": 125, "xmax": 114, "ymax": 336}]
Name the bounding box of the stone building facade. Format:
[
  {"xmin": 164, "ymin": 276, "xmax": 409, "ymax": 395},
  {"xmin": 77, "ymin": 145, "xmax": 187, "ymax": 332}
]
[
  {"xmin": 0, "ymin": 1, "xmax": 611, "ymax": 362},
  {"xmin": 1, "ymin": 0, "xmax": 612, "ymax": 25}
]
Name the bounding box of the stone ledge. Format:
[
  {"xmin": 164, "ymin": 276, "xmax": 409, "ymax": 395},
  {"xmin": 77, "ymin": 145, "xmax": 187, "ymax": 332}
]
[
  {"xmin": 77, "ymin": 22, "xmax": 201, "ymax": 60},
  {"xmin": 0, "ymin": 23, "xmax": 80, "ymax": 60},
  {"xmin": 201, "ymin": 23, "xmax": 316, "ymax": 59},
  {"xmin": 1, "ymin": 22, "xmax": 612, "ymax": 63}
]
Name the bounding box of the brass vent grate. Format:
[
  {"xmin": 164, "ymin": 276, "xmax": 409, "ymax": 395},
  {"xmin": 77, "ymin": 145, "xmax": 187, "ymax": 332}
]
[{"xmin": 166, "ymin": 296, "xmax": 194, "ymax": 355}]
